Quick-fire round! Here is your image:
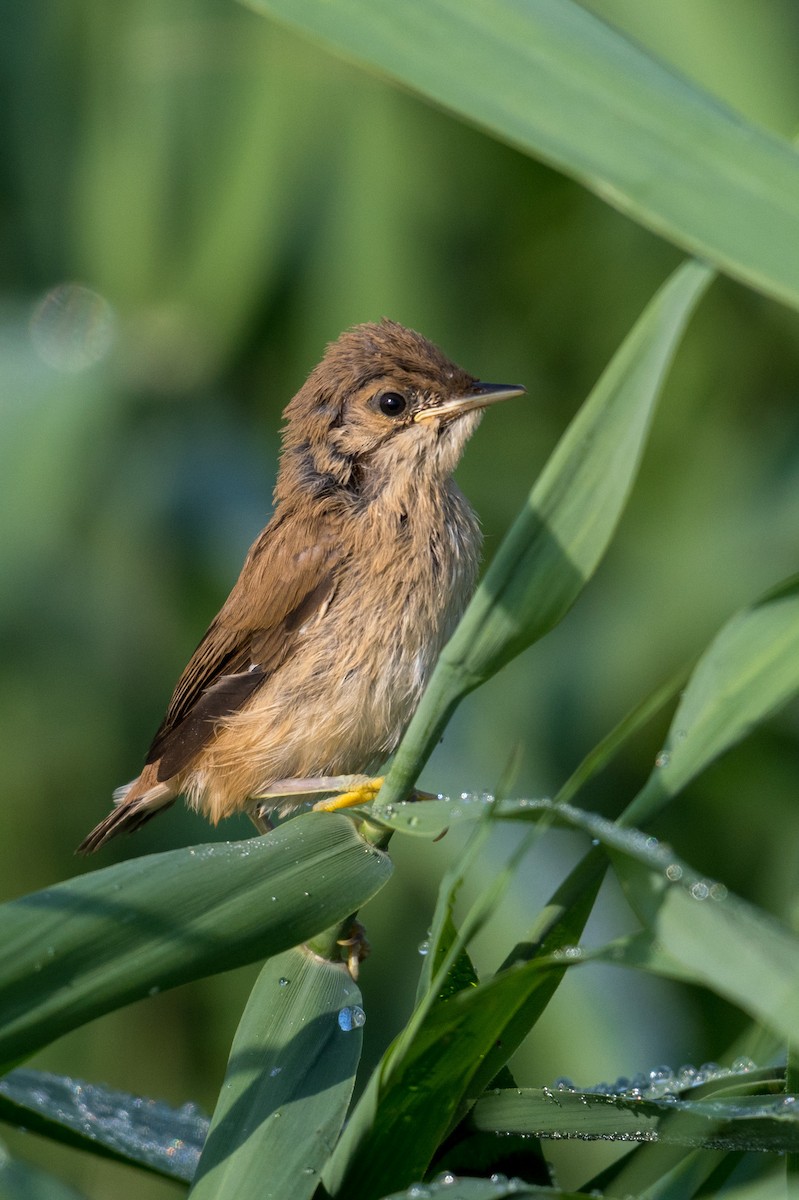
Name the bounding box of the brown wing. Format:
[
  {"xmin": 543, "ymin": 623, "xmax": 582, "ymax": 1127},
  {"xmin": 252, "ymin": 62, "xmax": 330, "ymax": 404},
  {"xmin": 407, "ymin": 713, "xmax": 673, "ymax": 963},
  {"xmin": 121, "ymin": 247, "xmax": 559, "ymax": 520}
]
[{"xmin": 146, "ymin": 512, "xmax": 342, "ymax": 780}]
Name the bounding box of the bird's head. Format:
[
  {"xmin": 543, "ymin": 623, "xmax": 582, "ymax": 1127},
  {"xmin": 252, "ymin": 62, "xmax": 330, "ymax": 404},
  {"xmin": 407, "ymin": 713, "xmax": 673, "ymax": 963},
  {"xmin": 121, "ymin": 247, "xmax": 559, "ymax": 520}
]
[{"xmin": 275, "ymin": 319, "xmax": 524, "ymax": 505}]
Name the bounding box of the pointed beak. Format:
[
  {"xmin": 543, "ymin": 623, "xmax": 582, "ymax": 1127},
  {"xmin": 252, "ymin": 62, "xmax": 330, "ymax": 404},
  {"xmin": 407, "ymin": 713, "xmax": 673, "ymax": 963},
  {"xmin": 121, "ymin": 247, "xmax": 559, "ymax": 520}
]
[{"xmin": 414, "ymin": 380, "xmax": 526, "ymax": 423}]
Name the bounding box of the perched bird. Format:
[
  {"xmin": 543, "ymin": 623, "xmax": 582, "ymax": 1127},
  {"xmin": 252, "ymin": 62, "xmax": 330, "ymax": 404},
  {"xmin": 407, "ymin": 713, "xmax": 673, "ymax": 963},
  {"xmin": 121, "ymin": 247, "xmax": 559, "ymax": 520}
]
[{"xmin": 78, "ymin": 320, "xmax": 525, "ymax": 853}]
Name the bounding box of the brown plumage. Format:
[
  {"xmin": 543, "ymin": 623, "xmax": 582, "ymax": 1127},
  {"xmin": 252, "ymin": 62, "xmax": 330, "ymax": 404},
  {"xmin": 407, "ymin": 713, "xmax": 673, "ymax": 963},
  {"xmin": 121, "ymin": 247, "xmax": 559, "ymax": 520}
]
[{"xmin": 78, "ymin": 320, "xmax": 524, "ymax": 853}]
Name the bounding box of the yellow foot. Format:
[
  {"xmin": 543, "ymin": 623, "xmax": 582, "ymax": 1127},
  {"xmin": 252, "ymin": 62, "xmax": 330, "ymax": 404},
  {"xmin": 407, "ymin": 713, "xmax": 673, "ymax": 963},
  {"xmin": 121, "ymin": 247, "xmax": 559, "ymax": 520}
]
[{"xmin": 312, "ymin": 777, "xmax": 385, "ymax": 813}]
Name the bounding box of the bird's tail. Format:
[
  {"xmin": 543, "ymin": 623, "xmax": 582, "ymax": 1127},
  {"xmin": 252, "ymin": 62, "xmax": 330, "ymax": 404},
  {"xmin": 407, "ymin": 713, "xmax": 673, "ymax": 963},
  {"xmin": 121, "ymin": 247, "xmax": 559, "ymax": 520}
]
[{"xmin": 76, "ymin": 763, "xmax": 176, "ymax": 854}]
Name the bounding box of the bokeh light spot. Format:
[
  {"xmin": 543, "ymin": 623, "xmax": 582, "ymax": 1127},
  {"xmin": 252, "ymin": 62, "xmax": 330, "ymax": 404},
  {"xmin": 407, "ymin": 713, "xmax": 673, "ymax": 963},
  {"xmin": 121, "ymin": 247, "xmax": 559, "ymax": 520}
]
[{"xmin": 29, "ymin": 283, "xmax": 116, "ymax": 373}]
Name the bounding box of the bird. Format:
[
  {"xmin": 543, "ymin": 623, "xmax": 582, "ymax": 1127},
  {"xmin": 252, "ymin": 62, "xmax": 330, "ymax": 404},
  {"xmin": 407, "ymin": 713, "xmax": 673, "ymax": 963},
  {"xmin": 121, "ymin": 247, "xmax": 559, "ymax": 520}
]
[{"xmin": 78, "ymin": 319, "xmax": 525, "ymax": 853}]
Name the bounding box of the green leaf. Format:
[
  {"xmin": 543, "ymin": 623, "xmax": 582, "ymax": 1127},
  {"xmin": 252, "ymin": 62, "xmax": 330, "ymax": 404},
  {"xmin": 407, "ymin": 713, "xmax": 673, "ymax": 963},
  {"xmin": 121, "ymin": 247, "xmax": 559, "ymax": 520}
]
[
  {"xmin": 0, "ymin": 1140, "xmax": 91, "ymax": 1200},
  {"xmin": 0, "ymin": 813, "xmax": 390, "ymax": 1071},
  {"xmin": 242, "ymin": 0, "xmax": 799, "ymax": 313},
  {"xmin": 189, "ymin": 947, "xmax": 362, "ymax": 1200},
  {"xmin": 609, "ymin": 845, "xmax": 799, "ymax": 1048},
  {"xmin": 624, "ymin": 575, "xmax": 799, "ymax": 826},
  {"xmin": 469, "ymin": 1088, "xmax": 799, "ymax": 1153},
  {"xmin": 377, "ymin": 260, "xmax": 711, "ymax": 806},
  {"xmin": 323, "ymin": 961, "xmax": 562, "ymax": 1199},
  {"xmin": 323, "ymin": 851, "xmax": 599, "ymax": 1200},
  {"xmin": 0, "ymin": 1069, "xmax": 206, "ymax": 1182},
  {"xmin": 472, "ymin": 796, "xmax": 799, "ymax": 1049}
]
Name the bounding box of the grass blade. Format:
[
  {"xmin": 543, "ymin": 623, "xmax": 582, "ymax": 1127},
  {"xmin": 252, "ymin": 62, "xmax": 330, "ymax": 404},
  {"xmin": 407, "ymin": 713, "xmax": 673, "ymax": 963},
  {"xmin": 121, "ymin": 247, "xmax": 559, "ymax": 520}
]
[
  {"xmin": 625, "ymin": 575, "xmax": 799, "ymax": 826},
  {"xmin": 469, "ymin": 1088, "xmax": 799, "ymax": 1153},
  {"xmin": 242, "ymin": 0, "xmax": 799, "ymax": 312},
  {"xmin": 0, "ymin": 1069, "xmax": 206, "ymax": 1182}
]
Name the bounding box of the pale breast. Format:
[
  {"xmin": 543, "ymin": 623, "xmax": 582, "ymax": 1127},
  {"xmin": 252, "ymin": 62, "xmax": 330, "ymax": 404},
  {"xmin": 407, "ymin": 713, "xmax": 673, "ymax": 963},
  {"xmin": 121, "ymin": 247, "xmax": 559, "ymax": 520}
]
[{"xmin": 187, "ymin": 480, "xmax": 481, "ymax": 817}]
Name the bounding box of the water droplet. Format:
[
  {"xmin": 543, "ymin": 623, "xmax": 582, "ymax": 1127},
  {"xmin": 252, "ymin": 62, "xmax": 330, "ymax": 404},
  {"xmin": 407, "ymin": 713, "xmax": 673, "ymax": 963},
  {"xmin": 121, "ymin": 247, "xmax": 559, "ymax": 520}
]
[
  {"xmin": 709, "ymin": 882, "xmax": 728, "ymax": 901},
  {"xmin": 418, "ymin": 939, "xmax": 430, "ymax": 956},
  {"xmin": 269, "ymin": 1067, "xmax": 282, "ymax": 1077},
  {"xmin": 732, "ymin": 1056, "xmax": 756, "ymax": 1073},
  {"xmin": 655, "ymin": 750, "xmax": 671, "ymax": 768},
  {"xmin": 433, "ymin": 1171, "xmax": 458, "ymax": 1186},
  {"xmin": 554, "ymin": 945, "xmax": 583, "ymax": 961},
  {"xmin": 690, "ymin": 880, "xmax": 710, "ymax": 900},
  {"xmin": 665, "ymin": 863, "xmax": 683, "ymax": 881},
  {"xmin": 278, "ymin": 978, "xmax": 289, "ymax": 987},
  {"xmin": 338, "ymin": 1005, "xmax": 366, "ymax": 1032}
]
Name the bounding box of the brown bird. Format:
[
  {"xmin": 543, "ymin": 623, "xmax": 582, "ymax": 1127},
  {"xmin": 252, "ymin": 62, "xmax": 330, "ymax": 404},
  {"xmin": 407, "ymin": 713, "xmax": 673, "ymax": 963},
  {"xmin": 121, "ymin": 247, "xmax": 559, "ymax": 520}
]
[{"xmin": 78, "ymin": 320, "xmax": 525, "ymax": 853}]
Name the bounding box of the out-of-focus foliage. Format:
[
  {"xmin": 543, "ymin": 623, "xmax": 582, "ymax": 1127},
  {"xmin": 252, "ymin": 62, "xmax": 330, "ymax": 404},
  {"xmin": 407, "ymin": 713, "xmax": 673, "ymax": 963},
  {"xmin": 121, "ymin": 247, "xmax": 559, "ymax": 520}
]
[{"xmin": 3, "ymin": 1, "xmax": 799, "ymax": 1195}]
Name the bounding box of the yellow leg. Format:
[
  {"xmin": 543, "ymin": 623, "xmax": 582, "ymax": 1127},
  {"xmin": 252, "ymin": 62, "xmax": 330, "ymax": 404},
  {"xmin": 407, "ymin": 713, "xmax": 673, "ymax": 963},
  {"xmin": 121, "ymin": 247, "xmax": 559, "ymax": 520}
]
[{"xmin": 312, "ymin": 776, "xmax": 385, "ymax": 812}]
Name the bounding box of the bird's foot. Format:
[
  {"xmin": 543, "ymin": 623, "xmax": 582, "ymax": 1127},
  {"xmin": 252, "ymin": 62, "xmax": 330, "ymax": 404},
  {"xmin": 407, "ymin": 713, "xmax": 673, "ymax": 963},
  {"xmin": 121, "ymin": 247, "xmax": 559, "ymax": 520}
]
[
  {"xmin": 249, "ymin": 805, "xmax": 275, "ymax": 834},
  {"xmin": 337, "ymin": 919, "xmax": 371, "ymax": 979},
  {"xmin": 312, "ymin": 776, "xmax": 385, "ymax": 812}
]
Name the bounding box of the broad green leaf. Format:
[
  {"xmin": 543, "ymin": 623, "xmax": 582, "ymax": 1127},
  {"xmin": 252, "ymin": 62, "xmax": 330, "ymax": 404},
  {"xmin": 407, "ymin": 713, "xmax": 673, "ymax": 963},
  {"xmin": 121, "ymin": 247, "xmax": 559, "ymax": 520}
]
[
  {"xmin": 0, "ymin": 813, "xmax": 390, "ymax": 1071},
  {"xmin": 0, "ymin": 1069, "xmax": 206, "ymax": 1182},
  {"xmin": 189, "ymin": 947, "xmax": 363, "ymax": 1200},
  {"xmin": 243, "ymin": 0, "xmax": 799, "ymax": 313},
  {"xmin": 469, "ymin": 1088, "xmax": 799, "ymax": 1152},
  {"xmin": 377, "ymin": 260, "xmax": 711, "ymax": 806},
  {"xmin": 624, "ymin": 575, "xmax": 799, "ymax": 826},
  {"xmin": 0, "ymin": 1139, "xmax": 90, "ymax": 1200}
]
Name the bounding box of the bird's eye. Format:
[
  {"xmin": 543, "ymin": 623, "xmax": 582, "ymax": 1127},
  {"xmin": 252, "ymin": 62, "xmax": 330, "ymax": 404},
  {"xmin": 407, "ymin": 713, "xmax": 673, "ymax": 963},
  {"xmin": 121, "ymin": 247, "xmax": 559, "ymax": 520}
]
[{"xmin": 377, "ymin": 391, "xmax": 407, "ymax": 417}]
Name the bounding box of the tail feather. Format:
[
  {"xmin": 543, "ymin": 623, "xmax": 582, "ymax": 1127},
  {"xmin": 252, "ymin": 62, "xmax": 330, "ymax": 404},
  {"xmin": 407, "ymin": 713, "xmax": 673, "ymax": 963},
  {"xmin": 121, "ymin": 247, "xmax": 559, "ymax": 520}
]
[{"xmin": 77, "ymin": 765, "xmax": 177, "ymax": 855}]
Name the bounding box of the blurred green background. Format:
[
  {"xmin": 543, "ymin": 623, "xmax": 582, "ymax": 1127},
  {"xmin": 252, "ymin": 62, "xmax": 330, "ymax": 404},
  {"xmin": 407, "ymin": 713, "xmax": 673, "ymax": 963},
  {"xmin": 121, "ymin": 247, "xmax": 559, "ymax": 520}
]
[{"xmin": 3, "ymin": 1, "xmax": 799, "ymax": 1194}]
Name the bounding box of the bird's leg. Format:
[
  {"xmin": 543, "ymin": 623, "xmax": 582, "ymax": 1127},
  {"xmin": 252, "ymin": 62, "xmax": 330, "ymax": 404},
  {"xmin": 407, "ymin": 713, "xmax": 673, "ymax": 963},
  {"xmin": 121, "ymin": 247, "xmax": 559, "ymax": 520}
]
[
  {"xmin": 254, "ymin": 774, "xmax": 383, "ymax": 810},
  {"xmin": 254, "ymin": 774, "xmax": 375, "ymax": 799},
  {"xmin": 313, "ymin": 777, "xmax": 384, "ymax": 812},
  {"xmin": 312, "ymin": 780, "xmax": 442, "ymax": 811},
  {"xmin": 253, "ymin": 775, "xmax": 440, "ymax": 814}
]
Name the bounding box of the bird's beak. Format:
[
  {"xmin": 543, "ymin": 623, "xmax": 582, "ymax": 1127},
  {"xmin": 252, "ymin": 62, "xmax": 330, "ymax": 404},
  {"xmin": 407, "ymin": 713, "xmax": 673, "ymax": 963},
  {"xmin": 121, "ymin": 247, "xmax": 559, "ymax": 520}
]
[{"xmin": 414, "ymin": 381, "xmax": 526, "ymax": 423}]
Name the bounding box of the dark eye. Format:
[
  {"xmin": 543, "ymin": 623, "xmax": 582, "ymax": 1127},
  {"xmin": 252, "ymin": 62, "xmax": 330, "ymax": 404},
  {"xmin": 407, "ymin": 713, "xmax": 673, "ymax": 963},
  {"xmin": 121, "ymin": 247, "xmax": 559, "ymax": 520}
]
[{"xmin": 377, "ymin": 391, "xmax": 407, "ymax": 417}]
